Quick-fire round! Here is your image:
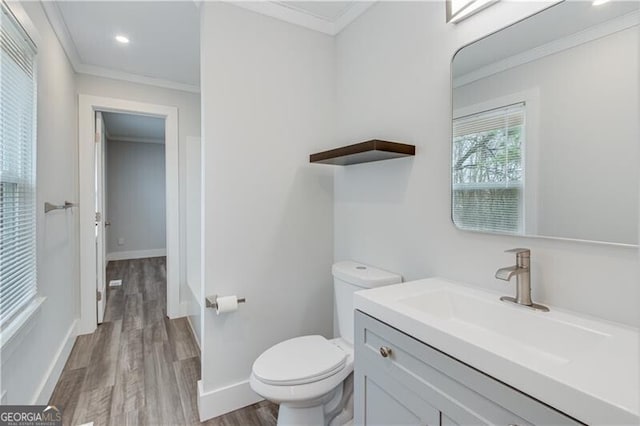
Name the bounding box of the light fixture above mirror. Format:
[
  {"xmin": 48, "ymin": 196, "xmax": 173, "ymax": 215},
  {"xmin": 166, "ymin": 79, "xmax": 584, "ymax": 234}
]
[{"xmin": 446, "ymin": 0, "xmax": 499, "ymax": 23}]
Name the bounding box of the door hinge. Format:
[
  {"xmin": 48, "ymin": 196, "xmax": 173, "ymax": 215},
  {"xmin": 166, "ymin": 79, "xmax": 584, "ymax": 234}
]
[
  {"xmin": 95, "ymin": 131, "xmax": 100, "ymax": 143},
  {"xmin": 97, "ymin": 290, "xmax": 102, "ymax": 302},
  {"xmin": 95, "ymin": 212, "xmax": 101, "ymax": 222}
]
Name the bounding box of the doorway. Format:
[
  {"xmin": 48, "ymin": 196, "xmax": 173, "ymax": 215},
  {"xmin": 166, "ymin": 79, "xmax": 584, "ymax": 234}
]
[
  {"xmin": 95, "ymin": 111, "xmax": 167, "ymax": 322},
  {"xmin": 78, "ymin": 95, "xmax": 179, "ymax": 334}
]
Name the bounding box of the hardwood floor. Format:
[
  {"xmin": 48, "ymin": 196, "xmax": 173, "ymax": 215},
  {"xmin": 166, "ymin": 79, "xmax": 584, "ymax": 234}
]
[{"xmin": 49, "ymin": 257, "xmax": 278, "ymax": 426}]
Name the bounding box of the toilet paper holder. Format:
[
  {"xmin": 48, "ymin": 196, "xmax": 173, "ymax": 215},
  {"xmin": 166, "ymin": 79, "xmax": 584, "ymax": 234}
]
[{"xmin": 205, "ymin": 294, "xmax": 246, "ymax": 309}]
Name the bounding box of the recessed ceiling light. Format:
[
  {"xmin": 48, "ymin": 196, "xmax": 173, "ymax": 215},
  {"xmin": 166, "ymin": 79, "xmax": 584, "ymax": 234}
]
[
  {"xmin": 115, "ymin": 35, "xmax": 130, "ymax": 44},
  {"xmin": 592, "ymin": 0, "xmax": 611, "ymax": 5}
]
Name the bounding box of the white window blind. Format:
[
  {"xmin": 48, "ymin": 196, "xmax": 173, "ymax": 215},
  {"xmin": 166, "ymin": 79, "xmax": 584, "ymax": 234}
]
[
  {"xmin": 0, "ymin": 2, "xmax": 37, "ymax": 329},
  {"xmin": 452, "ymin": 103, "xmax": 524, "ymax": 233}
]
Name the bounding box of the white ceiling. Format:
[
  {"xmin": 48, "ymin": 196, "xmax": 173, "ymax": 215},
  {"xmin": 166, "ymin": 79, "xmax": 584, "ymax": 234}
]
[
  {"xmin": 43, "ymin": 1, "xmax": 374, "ymax": 93},
  {"xmin": 103, "ymin": 112, "xmax": 165, "ymax": 144},
  {"xmin": 43, "ymin": 1, "xmax": 200, "ymax": 92}
]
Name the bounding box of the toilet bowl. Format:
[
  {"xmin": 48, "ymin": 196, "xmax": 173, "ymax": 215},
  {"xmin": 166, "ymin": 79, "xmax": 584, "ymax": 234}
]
[
  {"xmin": 250, "ymin": 261, "xmax": 402, "ymax": 426},
  {"xmin": 250, "ymin": 336, "xmax": 354, "ymax": 425}
]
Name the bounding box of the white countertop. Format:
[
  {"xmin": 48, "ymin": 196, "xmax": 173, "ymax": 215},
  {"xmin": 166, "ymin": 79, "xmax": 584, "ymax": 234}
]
[{"xmin": 354, "ymin": 277, "xmax": 639, "ymax": 425}]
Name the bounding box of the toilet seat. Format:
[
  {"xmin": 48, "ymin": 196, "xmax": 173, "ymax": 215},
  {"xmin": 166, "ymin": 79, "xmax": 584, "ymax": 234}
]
[
  {"xmin": 253, "ymin": 335, "xmax": 347, "ymax": 386},
  {"xmin": 250, "ymin": 337, "xmax": 354, "ymax": 406}
]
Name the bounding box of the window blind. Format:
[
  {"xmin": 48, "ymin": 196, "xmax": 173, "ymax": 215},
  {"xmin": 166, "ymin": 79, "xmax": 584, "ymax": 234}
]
[
  {"xmin": 452, "ymin": 103, "xmax": 524, "ymax": 233},
  {"xmin": 453, "ymin": 105, "xmax": 524, "ymax": 138},
  {"xmin": 0, "ymin": 2, "xmax": 37, "ymax": 329}
]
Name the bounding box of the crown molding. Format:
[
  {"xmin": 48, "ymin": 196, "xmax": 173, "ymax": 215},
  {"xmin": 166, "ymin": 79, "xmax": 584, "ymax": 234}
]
[
  {"xmin": 228, "ymin": 1, "xmax": 374, "ymax": 36},
  {"xmin": 104, "ymin": 127, "xmax": 165, "ymax": 145},
  {"xmin": 41, "ymin": 1, "xmax": 81, "ymax": 65},
  {"xmin": 76, "ymin": 63, "xmax": 200, "ymax": 94},
  {"xmin": 454, "ymin": 9, "xmax": 640, "ymax": 88},
  {"xmin": 41, "ymin": 1, "xmax": 200, "ymax": 94},
  {"xmin": 107, "ymin": 135, "xmax": 165, "ymax": 145},
  {"xmin": 333, "ymin": 2, "xmax": 375, "ymax": 34}
]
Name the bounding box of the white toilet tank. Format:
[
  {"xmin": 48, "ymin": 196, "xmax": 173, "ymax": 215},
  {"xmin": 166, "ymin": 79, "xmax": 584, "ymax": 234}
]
[{"xmin": 333, "ymin": 261, "xmax": 402, "ymax": 344}]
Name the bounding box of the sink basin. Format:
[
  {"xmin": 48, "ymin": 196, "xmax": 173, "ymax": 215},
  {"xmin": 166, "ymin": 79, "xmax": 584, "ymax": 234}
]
[
  {"xmin": 398, "ymin": 287, "xmax": 608, "ymax": 366},
  {"xmin": 353, "ymin": 277, "xmax": 639, "ymax": 425}
]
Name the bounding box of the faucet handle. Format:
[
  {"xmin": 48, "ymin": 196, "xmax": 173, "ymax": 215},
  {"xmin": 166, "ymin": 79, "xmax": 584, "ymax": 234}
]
[
  {"xmin": 505, "ymin": 248, "xmax": 530, "ymax": 257},
  {"xmin": 505, "ymin": 248, "xmax": 530, "ymax": 268}
]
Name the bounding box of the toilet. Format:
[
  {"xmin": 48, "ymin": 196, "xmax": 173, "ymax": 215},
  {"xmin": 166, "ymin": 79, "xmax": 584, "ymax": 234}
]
[{"xmin": 250, "ymin": 261, "xmax": 402, "ymax": 426}]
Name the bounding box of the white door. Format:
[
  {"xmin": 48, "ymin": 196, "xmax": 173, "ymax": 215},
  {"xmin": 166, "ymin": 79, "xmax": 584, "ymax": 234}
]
[{"xmin": 95, "ymin": 111, "xmax": 107, "ymax": 323}]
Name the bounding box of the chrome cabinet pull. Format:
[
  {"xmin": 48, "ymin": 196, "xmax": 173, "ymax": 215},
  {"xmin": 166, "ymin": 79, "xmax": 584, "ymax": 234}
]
[{"xmin": 379, "ymin": 346, "xmax": 392, "ymax": 358}]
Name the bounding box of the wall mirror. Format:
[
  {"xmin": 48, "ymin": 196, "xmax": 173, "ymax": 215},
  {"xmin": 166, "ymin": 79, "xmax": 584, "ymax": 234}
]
[{"xmin": 451, "ymin": 1, "xmax": 639, "ymax": 246}]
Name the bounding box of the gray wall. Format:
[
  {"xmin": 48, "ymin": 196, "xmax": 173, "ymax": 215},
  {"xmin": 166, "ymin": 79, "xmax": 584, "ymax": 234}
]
[
  {"xmin": 454, "ymin": 27, "xmax": 638, "ymax": 244},
  {"xmin": 106, "ymin": 140, "xmax": 166, "ymax": 257}
]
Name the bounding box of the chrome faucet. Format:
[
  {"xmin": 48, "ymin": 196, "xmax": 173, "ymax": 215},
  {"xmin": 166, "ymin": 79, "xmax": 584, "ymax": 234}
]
[{"xmin": 495, "ymin": 248, "xmax": 549, "ymax": 312}]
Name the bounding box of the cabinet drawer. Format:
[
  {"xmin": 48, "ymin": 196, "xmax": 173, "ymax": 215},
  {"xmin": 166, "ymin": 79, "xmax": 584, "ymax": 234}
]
[{"xmin": 355, "ymin": 311, "xmax": 583, "ymax": 426}]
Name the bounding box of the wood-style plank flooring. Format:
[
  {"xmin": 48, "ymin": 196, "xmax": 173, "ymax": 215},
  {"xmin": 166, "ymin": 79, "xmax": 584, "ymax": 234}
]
[{"xmin": 49, "ymin": 257, "xmax": 278, "ymax": 426}]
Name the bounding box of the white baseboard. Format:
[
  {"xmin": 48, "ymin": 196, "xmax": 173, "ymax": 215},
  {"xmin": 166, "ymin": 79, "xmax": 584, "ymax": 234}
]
[
  {"xmin": 32, "ymin": 319, "xmax": 78, "ymax": 404},
  {"xmin": 197, "ymin": 379, "xmax": 263, "ymax": 421},
  {"xmin": 106, "ymin": 248, "xmax": 167, "ymax": 262}
]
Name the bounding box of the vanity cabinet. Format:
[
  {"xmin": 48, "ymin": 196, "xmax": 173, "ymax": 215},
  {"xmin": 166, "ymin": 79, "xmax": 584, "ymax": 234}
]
[{"xmin": 354, "ymin": 311, "xmax": 583, "ymax": 426}]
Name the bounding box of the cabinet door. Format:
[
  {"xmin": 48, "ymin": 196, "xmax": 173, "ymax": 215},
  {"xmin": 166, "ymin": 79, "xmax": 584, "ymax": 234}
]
[
  {"xmin": 356, "ymin": 355, "xmax": 441, "ymax": 425},
  {"xmin": 364, "ymin": 376, "xmax": 436, "ymax": 425}
]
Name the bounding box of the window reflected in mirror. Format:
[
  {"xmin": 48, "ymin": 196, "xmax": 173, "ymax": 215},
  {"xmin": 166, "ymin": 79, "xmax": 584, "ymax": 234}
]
[{"xmin": 452, "ymin": 103, "xmax": 524, "ymax": 234}]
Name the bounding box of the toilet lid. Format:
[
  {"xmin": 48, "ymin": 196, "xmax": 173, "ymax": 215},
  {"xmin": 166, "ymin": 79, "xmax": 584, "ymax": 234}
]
[{"xmin": 253, "ymin": 335, "xmax": 347, "ymax": 386}]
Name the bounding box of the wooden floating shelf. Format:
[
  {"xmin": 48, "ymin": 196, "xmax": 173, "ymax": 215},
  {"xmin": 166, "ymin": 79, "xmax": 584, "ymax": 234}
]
[{"xmin": 310, "ymin": 140, "xmax": 415, "ymax": 166}]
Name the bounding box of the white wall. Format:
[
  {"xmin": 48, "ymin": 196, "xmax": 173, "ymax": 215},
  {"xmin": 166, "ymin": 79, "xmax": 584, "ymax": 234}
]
[
  {"xmin": 185, "ymin": 136, "xmax": 202, "ymax": 346},
  {"xmin": 0, "ymin": 1, "xmax": 79, "ymax": 404},
  {"xmin": 199, "ymin": 2, "xmax": 335, "ymax": 417},
  {"xmin": 76, "ymin": 74, "xmax": 200, "ymax": 316},
  {"xmin": 454, "ymin": 27, "xmax": 638, "ymax": 245},
  {"xmin": 106, "ymin": 140, "xmax": 166, "ymax": 257},
  {"xmin": 334, "ymin": 2, "xmax": 639, "ymax": 327}
]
